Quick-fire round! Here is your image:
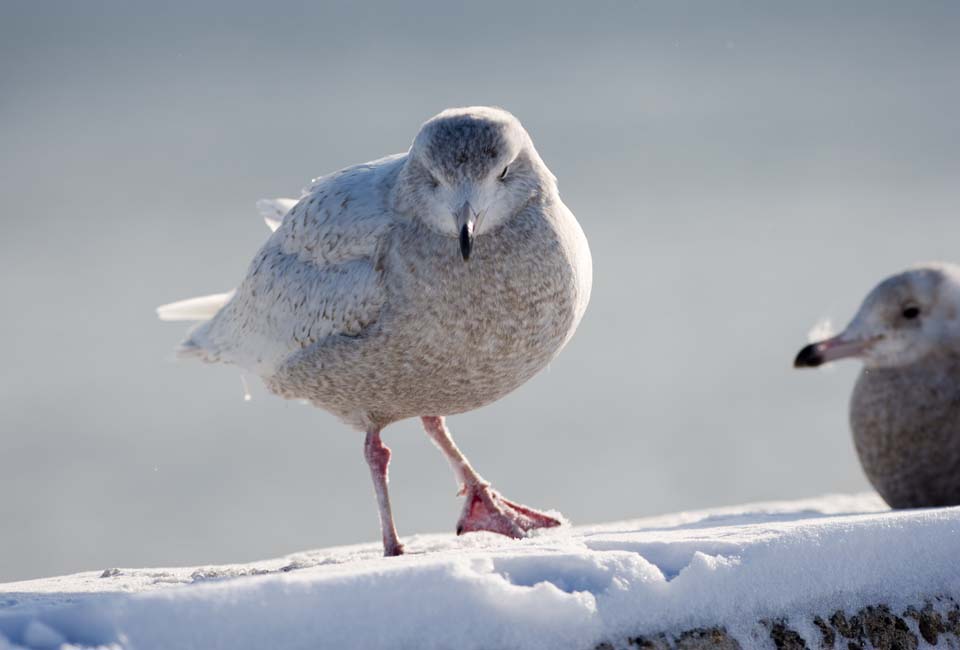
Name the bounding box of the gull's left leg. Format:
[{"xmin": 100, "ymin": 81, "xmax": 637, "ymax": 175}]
[{"xmin": 420, "ymin": 415, "xmax": 561, "ymax": 538}]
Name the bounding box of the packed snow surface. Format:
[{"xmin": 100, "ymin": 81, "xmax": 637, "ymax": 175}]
[{"xmin": 1, "ymin": 494, "xmax": 958, "ymax": 650}]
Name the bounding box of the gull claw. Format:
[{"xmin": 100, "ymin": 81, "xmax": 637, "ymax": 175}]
[{"xmin": 456, "ymin": 484, "xmax": 561, "ymax": 538}]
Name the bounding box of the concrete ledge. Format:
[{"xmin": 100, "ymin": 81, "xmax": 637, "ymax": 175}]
[{"xmin": 597, "ymin": 598, "xmax": 960, "ymax": 649}]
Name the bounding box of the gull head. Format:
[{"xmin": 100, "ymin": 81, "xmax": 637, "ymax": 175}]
[
  {"xmin": 795, "ymin": 263, "xmax": 960, "ymax": 369},
  {"xmin": 398, "ymin": 106, "xmax": 556, "ymax": 261}
]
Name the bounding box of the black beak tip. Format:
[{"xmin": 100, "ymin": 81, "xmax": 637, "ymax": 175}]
[
  {"xmin": 794, "ymin": 343, "xmax": 824, "ymax": 368},
  {"xmin": 459, "ymin": 225, "xmax": 473, "ymax": 261}
]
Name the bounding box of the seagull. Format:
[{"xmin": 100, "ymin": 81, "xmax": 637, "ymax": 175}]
[
  {"xmin": 794, "ymin": 263, "xmax": 960, "ymax": 508},
  {"xmin": 157, "ymin": 107, "xmax": 592, "ymax": 555}
]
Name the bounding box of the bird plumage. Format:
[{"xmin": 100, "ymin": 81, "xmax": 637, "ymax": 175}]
[
  {"xmin": 159, "ymin": 107, "xmax": 591, "ymax": 554},
  {"xmin": 156, "ymin": 290, "xmax": 236, "ymax": 322},
  {"xmin": 171, "ymin": 154, "xmax": 404, "ymax": 376},
  {"xmin": 257, "ymin": 197, "xmax": 298, "ymax": 232},
  {"xmin": 796, "ymin": 262, "xmax": 960, "ymax": 508}
]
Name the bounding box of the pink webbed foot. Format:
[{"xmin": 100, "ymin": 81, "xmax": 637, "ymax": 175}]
[{"xmin": 456, "ymin": 483, "xmax": 562, "ymax": 538}]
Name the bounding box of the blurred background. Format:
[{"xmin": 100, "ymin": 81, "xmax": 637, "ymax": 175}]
[{"xmin": 2, "ymin": 1, "xmax": 959, "ymax": 582}]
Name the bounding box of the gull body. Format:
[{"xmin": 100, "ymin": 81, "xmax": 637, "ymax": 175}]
[
  {"xmin": 795, "ymin": 263, "xmax": 960, "ymax": 508},
  {"xmin": 158, "ymin": 107, "xmax": 592, "ymax": 554}
]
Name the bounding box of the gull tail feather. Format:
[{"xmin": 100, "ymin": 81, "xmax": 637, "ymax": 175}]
[
  {"xmin": 156, "ymin": 290, "xmax": 236, "ymax": 322},
  {"xmin": 257, "ymin": 198, "xmax": 298, "ymax": 232}
]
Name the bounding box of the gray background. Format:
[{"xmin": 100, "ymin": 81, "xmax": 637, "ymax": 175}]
[{"xmin": 1, "ymin": 1, "xmax": 958, "ymax": 582}]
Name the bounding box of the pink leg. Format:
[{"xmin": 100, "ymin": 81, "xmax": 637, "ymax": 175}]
[
  {"xmin": 364, "ymin": 430, "xmax": 404, "ymax": 556},
  {"xmin": 420, "ymin": 416, "xmax": 561, "ymax": 538}
]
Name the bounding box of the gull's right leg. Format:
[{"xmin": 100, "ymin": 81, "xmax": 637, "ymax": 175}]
[
  {"xmin": 364, "ymin": 429, "xmax": 405, "ymax": 556},
  {"xmin": 420, "ymin": 416, "xmax": 561, "ymax": 539}
]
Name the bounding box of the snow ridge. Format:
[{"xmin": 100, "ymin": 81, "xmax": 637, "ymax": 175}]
[{"xmin": 0, "ymin": 494, "xmax": 958, "ymax": 650}]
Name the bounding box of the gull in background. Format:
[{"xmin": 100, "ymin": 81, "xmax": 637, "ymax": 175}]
[{"xmin": 795, "ymin": 263, "xmax": 960, "ymax": 508}]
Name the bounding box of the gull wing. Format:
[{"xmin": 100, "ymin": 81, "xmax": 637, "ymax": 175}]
[{"xmin": 177, "ymin": 154, "xmax": 406, "ymax": 375}]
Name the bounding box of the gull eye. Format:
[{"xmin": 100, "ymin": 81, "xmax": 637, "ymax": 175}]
[
  {"xmin": 902, "ymin": 306, "xmax": 921, "ymax": 320},
  {"xmin": 428, "ymin": 174, "xmax": 440, "ymax": 190},
  {"xmin": 498, "ymin": 165, "xmax": 509, "ymax": 181}
]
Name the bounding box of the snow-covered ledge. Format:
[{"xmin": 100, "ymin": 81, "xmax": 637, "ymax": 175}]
[{"xmin": 0, "ymin": 494, "xmax": 958, "ymax": 650}]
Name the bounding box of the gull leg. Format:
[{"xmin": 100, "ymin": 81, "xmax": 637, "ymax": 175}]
[
  {"xmin": 420, "ymin": 416, "xmax": 561, "ymax": 538},
  {"xmin": 364, "ymin": 429, "xmax": 405, "ymax": 556}
]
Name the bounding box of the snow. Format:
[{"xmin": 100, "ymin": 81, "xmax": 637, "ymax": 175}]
[{"xmin": 1, "ymin": 494, "xmax": 958, "ymax": 650}]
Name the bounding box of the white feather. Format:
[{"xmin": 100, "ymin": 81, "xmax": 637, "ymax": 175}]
[
  {"xmin": 257, "ymin": 198, "xmax": 298, "ymax": 232},
  {"xmin": 156, "ymin": 291, "xmax": 236, "ymax": 322}
]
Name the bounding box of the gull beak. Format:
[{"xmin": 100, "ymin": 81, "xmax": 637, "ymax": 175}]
[
  {"xmin": 455, "ymin": 202, "xmax": 476, "ymax": 261},
  {"xmin": 794, "ymin": 333, "xmax": 879, "ymax": 368}
]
